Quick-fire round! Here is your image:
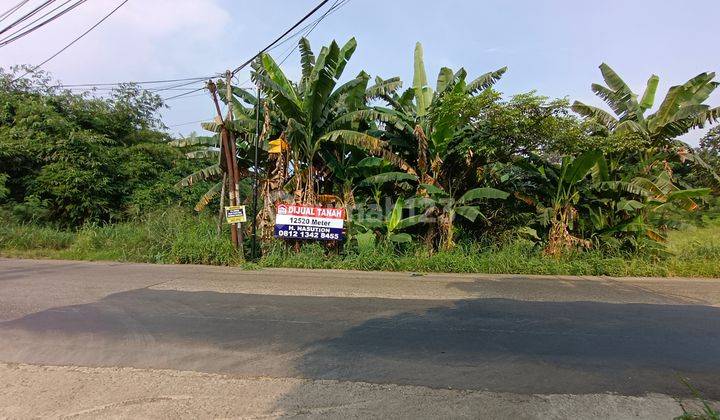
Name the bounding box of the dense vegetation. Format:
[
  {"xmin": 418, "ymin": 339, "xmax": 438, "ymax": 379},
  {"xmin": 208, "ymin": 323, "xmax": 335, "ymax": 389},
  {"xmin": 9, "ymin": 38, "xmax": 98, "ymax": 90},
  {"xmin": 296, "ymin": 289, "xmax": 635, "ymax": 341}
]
[
  {"xmin": 0, "ymin": 67, "xmax": 214, "ymax": 226},
  {"xmin": 2, "ymin": 37, "xmax": 720, "ymax": 276}
]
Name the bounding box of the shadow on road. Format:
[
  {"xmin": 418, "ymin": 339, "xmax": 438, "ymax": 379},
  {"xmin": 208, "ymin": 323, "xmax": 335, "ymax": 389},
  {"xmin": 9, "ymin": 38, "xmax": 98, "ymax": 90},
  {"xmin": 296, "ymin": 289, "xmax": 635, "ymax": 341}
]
[{"xmin": 0, "ymin": 288, "xmax": 718, "ymax": 398}]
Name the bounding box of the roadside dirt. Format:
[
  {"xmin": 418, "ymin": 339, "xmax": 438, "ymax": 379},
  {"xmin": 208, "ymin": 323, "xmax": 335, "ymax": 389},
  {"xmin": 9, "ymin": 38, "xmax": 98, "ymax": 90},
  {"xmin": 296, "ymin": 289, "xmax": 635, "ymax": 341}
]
[{"xmin": 0, "ymin": 362, "xmax": 702, "ymax": 419}]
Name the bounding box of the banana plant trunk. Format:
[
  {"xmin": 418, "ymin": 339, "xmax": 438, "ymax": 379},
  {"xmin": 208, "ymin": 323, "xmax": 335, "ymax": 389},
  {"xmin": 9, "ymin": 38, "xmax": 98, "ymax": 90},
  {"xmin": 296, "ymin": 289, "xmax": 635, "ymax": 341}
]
[{"xmin": 438, "ymin": 211, "xmax": 455, "ymax": 251}]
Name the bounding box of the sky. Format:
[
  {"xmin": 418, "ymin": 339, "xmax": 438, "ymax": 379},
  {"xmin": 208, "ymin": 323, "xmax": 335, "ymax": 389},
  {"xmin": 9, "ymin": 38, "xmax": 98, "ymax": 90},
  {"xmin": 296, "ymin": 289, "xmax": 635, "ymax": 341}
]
[{"xmin": 1, "ymin": 0, "xmax": 719, "ymax": 145}]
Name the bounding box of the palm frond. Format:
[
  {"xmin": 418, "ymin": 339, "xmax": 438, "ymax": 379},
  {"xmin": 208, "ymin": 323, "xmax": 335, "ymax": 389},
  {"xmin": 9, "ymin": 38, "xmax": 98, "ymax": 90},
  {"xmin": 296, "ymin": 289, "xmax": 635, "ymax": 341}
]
[
  {"xmin": 176, "ymin": 164, "xmax": 223, "ymax": 188},
  {"xmin": 366, "ymin": 77, "xmax": 403, "ymax": 101},
  {"xmin": 194, "ymin": 181, "xmax": 223, "ymax": 212},
  {"xmin": 571, "ymin": 101, "xmax": 619, "ymax": 129},
  {"xmin": 465, "ymin": 67, "xmax": 507, "ymax": 95}
]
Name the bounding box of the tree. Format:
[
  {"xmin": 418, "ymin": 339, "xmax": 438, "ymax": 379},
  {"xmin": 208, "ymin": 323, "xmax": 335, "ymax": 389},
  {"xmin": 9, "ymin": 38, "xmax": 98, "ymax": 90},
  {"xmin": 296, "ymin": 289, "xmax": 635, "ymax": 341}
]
[
  {"xmin": 372, "ymin": 42, "xmax": 507, "ymax": 186},
  {"xmin": 572, "ymin": 63, "xmax": 720, "ymax": 144},
  {"xmin": 408, "ymin": 184, "xmax": 509, "ymax": 250},
  {"xmin": 254, "ymin": 37, "xmax": 408, "ymax": 204}
]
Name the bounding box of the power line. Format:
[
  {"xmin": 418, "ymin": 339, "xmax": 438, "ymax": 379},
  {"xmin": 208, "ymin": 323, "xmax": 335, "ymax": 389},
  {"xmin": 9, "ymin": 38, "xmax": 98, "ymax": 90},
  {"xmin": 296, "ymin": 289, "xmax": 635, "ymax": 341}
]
[
  {"xmin": 0, "ymin": 0, "xmax": 88, "ymax": 48},
  {"xmin": 0, "ymin": 0, "xmax": 56, "ymax": 36},
  {"xmin": 230, "ymin": 0, "xmax": 333, "ymax": 76},
  {"xmin": 150, "ymin": 78, "xmax": 210, "ymax": 93},
  {"xmin": 13, "ymin": 0, "xmax": 130, "ymax": 83},
  {"xmin": 32, "ymin": 0, "xmax": 344, "ymax": 95},
  {"xmin": 162, "ymin": 87, "xmax": 206, "ymax": 101},
  {"xmin": 277, "ymin": 0, "xmax": 349, "ymax": 67},
  {"xmin": 166, "ymin": 118, "xmax": 214, "ymax": 128},
  {"xmin": 233, "ymin": 0, "xmax": 349, "ymax": 89},
  {"xmin": 0, "ymin": 0, "xmax": 31, "ymax": 23},
  {"xmin": 162, "ymin": 0, "xmax": 345, "ymax": 103},
  {"xmin": 57, "ymin": 75, "xmax": 214, "ymax": 88}
]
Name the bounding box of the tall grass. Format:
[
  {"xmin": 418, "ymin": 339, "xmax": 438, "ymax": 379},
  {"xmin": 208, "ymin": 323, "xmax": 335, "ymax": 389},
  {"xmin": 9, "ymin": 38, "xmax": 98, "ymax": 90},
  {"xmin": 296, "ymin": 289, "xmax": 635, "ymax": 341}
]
[
  {"xmin": 0, "ymin": 208, "xmax": 242, "ymax": 266},
  {"xmin": 1, "ymin": 209, "xmax": 719, "ymax": 277}
]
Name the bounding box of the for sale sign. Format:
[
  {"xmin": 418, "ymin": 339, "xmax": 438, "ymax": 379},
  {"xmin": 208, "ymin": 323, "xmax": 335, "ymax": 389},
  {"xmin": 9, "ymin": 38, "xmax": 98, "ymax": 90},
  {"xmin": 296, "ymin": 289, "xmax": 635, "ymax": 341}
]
[{"xmin": 274, "ymin": 204, "xmax": 345, "ymax": 241}]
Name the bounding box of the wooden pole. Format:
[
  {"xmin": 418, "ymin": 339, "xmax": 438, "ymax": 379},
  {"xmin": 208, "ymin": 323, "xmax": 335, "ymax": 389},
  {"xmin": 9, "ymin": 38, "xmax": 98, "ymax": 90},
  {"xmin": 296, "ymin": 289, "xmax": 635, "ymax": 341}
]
[
  {"xmin": 217, "ymin": 172, "xmax": 227, "ymax": 236},
  {"xmin": 225, "ymin": 71, "xmax": 244, "ymax": 256},
  {"xmin": 208, "ymin": 79, "xmax": 239, "ymax": 250}
]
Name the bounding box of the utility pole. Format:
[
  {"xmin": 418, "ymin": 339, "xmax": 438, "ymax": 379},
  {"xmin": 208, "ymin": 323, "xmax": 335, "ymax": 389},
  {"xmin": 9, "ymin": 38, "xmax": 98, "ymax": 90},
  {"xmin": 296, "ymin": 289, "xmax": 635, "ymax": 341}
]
[
  {"xmin": 226, "ymin": 71, "xmax": 244, "ymax": 257},
  {"xmin": 251, "ymin": 83, "xmax": 261, "ymax": 260},
  {"xmin": 208, "ymin": 78, "xmax": 240, "ymax": 251}
]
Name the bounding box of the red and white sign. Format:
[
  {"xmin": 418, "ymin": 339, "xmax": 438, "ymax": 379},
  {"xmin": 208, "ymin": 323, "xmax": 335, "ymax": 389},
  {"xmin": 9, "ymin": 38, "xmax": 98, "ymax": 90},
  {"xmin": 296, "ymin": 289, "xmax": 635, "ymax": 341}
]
[
  {"xmin": 274, "ymin": 204, "xmax": 345, "ymax": 241},
  {"xmin": 276, "ymin": 204, "xmax": 345, "ymax": 219}
]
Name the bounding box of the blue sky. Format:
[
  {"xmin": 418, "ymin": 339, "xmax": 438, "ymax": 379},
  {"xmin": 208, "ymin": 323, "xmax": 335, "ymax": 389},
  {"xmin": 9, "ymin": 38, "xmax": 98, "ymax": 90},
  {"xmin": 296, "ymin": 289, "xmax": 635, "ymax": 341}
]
[{"xmin": 2, "ymin": 0, "xmax": 719, "ymax": 145}]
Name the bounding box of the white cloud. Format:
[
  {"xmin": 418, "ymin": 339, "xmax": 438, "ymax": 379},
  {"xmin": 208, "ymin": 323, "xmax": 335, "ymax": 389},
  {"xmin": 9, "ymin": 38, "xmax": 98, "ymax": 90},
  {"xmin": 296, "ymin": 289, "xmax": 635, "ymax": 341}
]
[{"xmin": 0, "ymin": 0, "xmax": 232, "ymax": 83}]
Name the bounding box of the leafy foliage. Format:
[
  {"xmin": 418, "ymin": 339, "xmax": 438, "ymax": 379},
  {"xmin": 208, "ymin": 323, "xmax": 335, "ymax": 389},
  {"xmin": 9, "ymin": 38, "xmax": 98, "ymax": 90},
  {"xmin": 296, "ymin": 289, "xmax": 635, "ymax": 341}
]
[{"xmin": 0, "ymin": 68, "xmax": 212, "ymax": 226}]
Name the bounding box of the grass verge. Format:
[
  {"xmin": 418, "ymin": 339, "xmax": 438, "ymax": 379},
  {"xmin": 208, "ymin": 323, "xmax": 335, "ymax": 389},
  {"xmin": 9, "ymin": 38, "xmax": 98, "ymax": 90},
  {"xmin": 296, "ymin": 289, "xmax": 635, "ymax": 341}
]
[{"xmin": 1, "ymin": 208, "xmax": 719, "ymax": 277}]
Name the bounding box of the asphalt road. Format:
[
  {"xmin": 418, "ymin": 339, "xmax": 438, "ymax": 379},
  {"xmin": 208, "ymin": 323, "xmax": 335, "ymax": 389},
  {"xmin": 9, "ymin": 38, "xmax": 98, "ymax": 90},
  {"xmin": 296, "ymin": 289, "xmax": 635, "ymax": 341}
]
[{"xmin": 1, "ymin": 258, "xmax": 719, "ymax": 418}]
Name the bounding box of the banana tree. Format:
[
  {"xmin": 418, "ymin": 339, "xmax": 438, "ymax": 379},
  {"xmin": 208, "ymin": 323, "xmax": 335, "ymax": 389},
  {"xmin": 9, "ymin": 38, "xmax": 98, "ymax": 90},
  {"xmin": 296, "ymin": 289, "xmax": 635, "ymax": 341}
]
[
  {"xmin": 571, "ymin": 64, "xmax": 720, "ymax": 180},
  {"xmin": 625, "ymin": 171, "xmax": 710, "ymax": 241},
  {"xmin": 370, "ymin": 42, "xmax": 507, "ymax": 186},
  {"xmin": 355, "ymin": 197, "xmax": 425, "ymax": 244},
  {"xmin": 408, "ymin": 184, "xmax": 509, "ymax": 250},
  {"xmin": 254, "ymin": 37, "xmax": 410, "ymax": 205},
  {"xmin": 572, "ymin": 64, "xmax": 720, "ymax": 143},
  {"xmin": 528, "ymin": 150, "xmax": 608, "ymax": 255},
  {"xmin": 170, "ymin": 133, "xmax": 225, "ymax": 212}
]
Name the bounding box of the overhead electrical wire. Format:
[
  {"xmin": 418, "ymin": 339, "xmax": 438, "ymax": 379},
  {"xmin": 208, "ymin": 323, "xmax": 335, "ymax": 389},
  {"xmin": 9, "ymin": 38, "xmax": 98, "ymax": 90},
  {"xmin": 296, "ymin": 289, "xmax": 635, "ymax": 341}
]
[
  {"xmin": 9, "ymin": 0, "xmax": 351, "ymax": 121},
  {"xmin": 229, "ymin": 0, "xmax": 349, "ymax": 94},
  {"xmin": 13, "ymin": 0, "xmax": 130, "ymax": 82},
  {"xmin": 57, "ymin": 75, "xmax": 214, "ymax": 88},
  {"xmin": 0, "ymin": 0, "xmax": 88, "ymax": 48},
  {"xmin": 0, "ymin": 0, "xmax": 57, "ymax": 36},
  {"xmin": 0, "ymin": 0, "xmax": 31, "ymax": 23},
  {"xmin": 230, "ymin": 0, "xmax": 333, "ymax": 76},
  {"xmin": 37, "ymin": 0, "xmax": 341, "ymax": 93},
  {"xmin": 160, "ymin": 0, "xmax": 348, "ymax": 103},
  {"xmin": 163, "ymin": 0, "xmax": 350, "ymax": 133}
]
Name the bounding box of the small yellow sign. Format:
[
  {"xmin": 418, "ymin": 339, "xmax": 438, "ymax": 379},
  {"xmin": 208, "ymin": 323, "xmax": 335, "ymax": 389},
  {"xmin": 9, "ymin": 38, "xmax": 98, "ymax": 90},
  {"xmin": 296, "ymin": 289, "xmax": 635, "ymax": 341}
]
[{"xmin": 225, "ymin": 206, "xmax": 247, "ymax": 224}]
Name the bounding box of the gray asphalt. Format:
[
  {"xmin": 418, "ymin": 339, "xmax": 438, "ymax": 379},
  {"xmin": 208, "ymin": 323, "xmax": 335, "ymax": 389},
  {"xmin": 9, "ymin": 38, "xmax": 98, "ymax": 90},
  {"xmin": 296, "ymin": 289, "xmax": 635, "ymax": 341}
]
[{"xmin": 1, "ymin": 258, "xmax": 719, "ymax": 400}]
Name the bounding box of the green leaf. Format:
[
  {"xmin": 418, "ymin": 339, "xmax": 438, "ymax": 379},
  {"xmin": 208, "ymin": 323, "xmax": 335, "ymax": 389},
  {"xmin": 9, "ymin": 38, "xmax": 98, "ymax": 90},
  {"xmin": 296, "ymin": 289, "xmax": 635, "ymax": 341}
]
[
  {"xmin": 457, "ymin": 187, "xmax": 509, "ymax": 205},
  {"xmin": 571, "ymin": 101, "xmax": 618, "ymax": 129},
  {"xmin": 639, "ymin": 74, "xmax": 659, "ymax": 112},
  {"xmin": 617, "ymin": 199, "xmax": 644, "ymax": 212},
  {"xmin": 419, "ymin": 183, "xmax": 448, "ymax": 198},
  {"xmin": 396, "ymin": 214, "xmax": 425, "ymax": 230},
  {"xmin": 667, "ymin": 188, "xmax": 711, "ymax": 201},
  {"xmin": 356, "ymin": 218, "xmax": 384, "ymax": 230},
  {"xmin": 328, "ymin": 108, "xmax": 413, "ymax": 133},
  {"xmin": 564, "ymin": 150, "xmax": 603, "ymax": 185},
  {"xmin": 465, "ymin": 67, "xmax": 507, "ymax": 95},
  {"xmin": 356, "ymin": 156, "xmax": 385, "ymax": 168},
  {"xmin": 366, "ymin": 76, "xmax": 403, "ymax": 101},
  {"xmin": 335, "ymin": 37, "xmax": 357, "ymax": 80},
  {"xmin": 299, "ymin": 37, "xmax": 315, "ymax": 81},
  {"xmin": 405, "ymin": 197, "xmax": 436, "ymax": 210},
  {"xmin": 456, "ymin": 205, "xmax": 483, "ymax": 222},
  {"xmin": 261, "ymin": 53, "xmax": 300, "ymax": 105},
  {"xmin": 389, "ymin": 233, "xmax": 412, "ymax": 243},
  {"xmin": 194, "ymin": 181, "xmax": 223, "ymax": 212},
  {"xmin": 256, "ymin": 71, "xmax": 305, "ymax": 124},
  {"xmin": 599, "ymin": 63, "xmax": 630, "ymax": 92},
  {"xmin": 176, "ymin": 164, "xmax": 222, "ymax": 188},
  {"xmin": 413, "ymin": 42, "xmax": 433, "ymax": 117},
  {"xmin": 435, "ymin": 67, "xmax": 454, "ymax": 94},
  {"xmin": 168, "ymin": 134, "xmax": 218, "ymax": 148},
  {"xmin": 321, "ymin": 130, "xmax": 415, "ymax": 174},
  {"xmin": 360, "ymin": 172, "xmax": 418, "ymax": 186},
  {"xmin": 304, "ymin": 41, "xmax": 341, "ymax": 124},
  {"xmin": 387, "ymin": 198, "xmax": 404, "ymax": 232},
  {"xmin": 517, "ymin": 226, "xmax": 540, "ymax": 241}
]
